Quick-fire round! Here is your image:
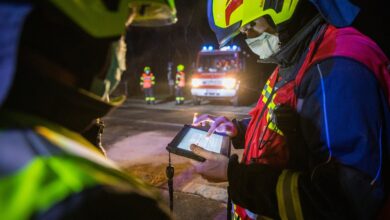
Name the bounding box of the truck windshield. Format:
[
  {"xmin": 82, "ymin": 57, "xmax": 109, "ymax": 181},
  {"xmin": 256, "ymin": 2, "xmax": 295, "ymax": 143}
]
[{"xmin": 197, "ymin": 53, "xmax": 239, "ymax": 73}]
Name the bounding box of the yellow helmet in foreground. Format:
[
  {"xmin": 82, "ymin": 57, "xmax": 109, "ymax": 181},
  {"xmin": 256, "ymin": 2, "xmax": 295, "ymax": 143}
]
[{"xmin": 208, "ymin": 0, "xmax": 299, "ymax": 46}]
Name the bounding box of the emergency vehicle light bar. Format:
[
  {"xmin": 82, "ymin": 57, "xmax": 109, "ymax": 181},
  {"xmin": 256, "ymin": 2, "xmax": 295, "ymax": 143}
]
[
  {"xmin": 201, "ymin": 45, "xmax": 239, "ymax": 51},
  {"xmin": 202, "ymin": 45, "xmax": 214, "ymax": 51}
]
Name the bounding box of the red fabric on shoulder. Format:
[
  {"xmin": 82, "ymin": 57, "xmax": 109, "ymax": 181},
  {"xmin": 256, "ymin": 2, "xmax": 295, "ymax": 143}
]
[{"xmin": 295, "ymin": 25, "xmax": 390, "ymax": 105}]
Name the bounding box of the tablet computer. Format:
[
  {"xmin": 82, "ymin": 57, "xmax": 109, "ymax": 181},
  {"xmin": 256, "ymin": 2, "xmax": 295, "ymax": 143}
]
[{"xmin": 166, "ymin": 124, "xmax": 230, "ymax": 161}]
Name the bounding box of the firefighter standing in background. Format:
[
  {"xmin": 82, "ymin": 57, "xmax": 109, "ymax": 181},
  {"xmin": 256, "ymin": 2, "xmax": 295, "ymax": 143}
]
[
  {"xmin": 175, "ymin": 64, "xmax": 185, "ymax": 105},
  {"xmin": 167, "ymin": 62, "xmax": 175, "ymax": 96},
  {"xmin": 140, "ymin": 66, "xmax": 156, "ymax": 104}
]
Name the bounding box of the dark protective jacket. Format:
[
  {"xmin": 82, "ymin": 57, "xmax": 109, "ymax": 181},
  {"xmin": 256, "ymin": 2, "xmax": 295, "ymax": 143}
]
[
  {"xmin": 229, "ymin": 24, "xmax": 390, "ymax": 220},
  {"xmin": 0, "ymin": 111, "xmax": 170, "ymax": 220}
]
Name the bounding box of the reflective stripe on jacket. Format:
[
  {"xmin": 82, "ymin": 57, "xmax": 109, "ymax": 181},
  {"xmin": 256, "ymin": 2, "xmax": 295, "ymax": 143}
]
[
  {"xmin": 233, "ymin": 25, "xmax": 390, "ymax": 220},
  {"xmin": 140, "ymin": 73, "xmax": 155, "ymax": 88},
  {"xmin": 0, "ymin": 111, "xmax": 165, "ymax": 219},
  {"xmin": 175, "ymin": 71, "xmax": 185, "ymax": 87}
]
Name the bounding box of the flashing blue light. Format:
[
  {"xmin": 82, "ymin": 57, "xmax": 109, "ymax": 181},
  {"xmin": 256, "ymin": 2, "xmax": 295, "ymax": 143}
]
[
  {"xmin": 202, "ymin": 45, "xmax": 240, "ymax": 52},
  {"xmin": 220, "ymin": 46, "xmax": 231, "ymax": 51}
]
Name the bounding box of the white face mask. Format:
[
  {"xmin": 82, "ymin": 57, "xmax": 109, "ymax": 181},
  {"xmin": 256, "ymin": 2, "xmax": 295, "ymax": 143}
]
[{"xmin": 245, "ymin": 32, "xmax": 281, "ymax": 60}]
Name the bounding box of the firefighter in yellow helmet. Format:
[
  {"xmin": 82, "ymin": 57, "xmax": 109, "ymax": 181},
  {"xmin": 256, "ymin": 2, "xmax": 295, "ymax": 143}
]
[
  {"xmin": 175, "ymin": 64, "xmax": 186, "ymax": 105},
  {"xmin": 0, "ymin": 0, "xmax": 178, "ymax": 219},
  {"xmin": 140, "ymin": 66, "xmax": 156, "ymax": 104},
  {"xmin": 190, "ymin": 0, "xmax": 390, "ymax": 219}
]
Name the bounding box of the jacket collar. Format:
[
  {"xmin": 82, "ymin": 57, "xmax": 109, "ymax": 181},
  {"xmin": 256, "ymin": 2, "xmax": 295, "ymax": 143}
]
[{"xmin": 261, "ymin": 15, "xmax": 324, "ymax": 67}]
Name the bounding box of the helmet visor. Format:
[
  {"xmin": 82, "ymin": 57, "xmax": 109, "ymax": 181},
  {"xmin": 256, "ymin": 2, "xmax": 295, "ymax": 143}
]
[
  {"xmin": 208, "ymin": 0, "xmax": 299, "ymax": 46},
  {"xmin": 207, "ymin": 0, "xmax": 242, "ymax": 47},
  {"xmin": 129, "ymin": 0, "xmax": 178, "ymax": 27}
]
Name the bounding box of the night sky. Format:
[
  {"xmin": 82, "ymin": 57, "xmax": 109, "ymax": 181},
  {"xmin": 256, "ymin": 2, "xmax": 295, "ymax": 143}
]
[{"xmin": 125, "ymin": 0, "xmax": 217, "ymax": 81}]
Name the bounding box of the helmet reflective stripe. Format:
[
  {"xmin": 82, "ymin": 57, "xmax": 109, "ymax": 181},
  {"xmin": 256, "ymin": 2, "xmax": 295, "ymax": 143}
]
[
  {"xmin": 50, "ymin": 0, "xmax": 132, "ymax": 38},
  {"xmin": 0, "ymin": 123, "xmax": 155, "ymax": 219},
  {"xmin": 0, "ymin": 156, "xmax": 87, "ymax": 220},
  {"xmin": 208, "ymin": 0, "xmax": 299, "ymax": 46},
  {"xmin": 213, "ymin": 0, "xmax": 299, "ymax": 28},
  {"xmin": 0, "ymin": 155, "xmax": 152, "ymax": 219},
  {"xmin": 224, "ymin": 0, "xmax": 243, "ymax": 26}
]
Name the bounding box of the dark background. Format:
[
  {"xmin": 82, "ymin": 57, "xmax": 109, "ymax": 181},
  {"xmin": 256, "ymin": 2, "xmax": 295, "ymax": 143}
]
[
  {"xmin": 123, "ymin": 0, "xmax": 275, "ymax": 99},
  {"xmin": 122, "ymin": 0, "xmax": 389, "ymax": 98}
]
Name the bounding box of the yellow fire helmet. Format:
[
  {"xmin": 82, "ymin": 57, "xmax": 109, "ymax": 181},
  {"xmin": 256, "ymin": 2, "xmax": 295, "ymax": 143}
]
[
  {"xmin": 144, "ymin": 66, "xmax": 151, "ymax": 72},
  {"xmin": 177, "ymin": 64, "xmax": 185, "ymax": 72},
  {"xmin": 49, "ymin": 0, "xmax": 134, "ymax": 38},
  {"xmin": 129, "ymin": 0, "xmax": 178, "ymax": 27},
  {"xmin": 208, "ymin": 0, "xmax": 299, "ymax": 46},
  {"xmin": 49, "ymin": 0, "xmax": 177, "ymax": 38}
]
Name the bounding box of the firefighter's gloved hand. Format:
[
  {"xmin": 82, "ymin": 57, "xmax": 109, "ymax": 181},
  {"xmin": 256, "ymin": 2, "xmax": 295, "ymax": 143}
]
[
  {"xmin": 190, "ymin": 144, "xmax": 228, "ymax": 182},
  {"xmin": 192, "ymin": 114, "xmax": 238, "ymax": 137}
]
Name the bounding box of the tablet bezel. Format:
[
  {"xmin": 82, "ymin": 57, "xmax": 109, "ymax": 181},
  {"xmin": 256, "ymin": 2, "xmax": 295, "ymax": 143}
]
[{"xmin": 166, "ymin": 124, "xmax": 230, "ymax": 162}]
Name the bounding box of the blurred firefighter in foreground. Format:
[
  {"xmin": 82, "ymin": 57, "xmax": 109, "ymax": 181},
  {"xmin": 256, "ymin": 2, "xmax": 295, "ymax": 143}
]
[
  {"xmin": 0, "ymin": 0, "xmax": 178, "ymax": 219},
  {"xmin": 140, "ymin": 66, "xmax": 156, "ymax": 104},
  {"xmin": 191, "ymin": 0, "xmax": 390, "ymax": 219},
  {"xmin": 82, "ymin": 36, "xmax": 127, "ymax": 155},
  {"xmin": 175, "ymin": 64, "xmax": 185, "ymax": 105}
]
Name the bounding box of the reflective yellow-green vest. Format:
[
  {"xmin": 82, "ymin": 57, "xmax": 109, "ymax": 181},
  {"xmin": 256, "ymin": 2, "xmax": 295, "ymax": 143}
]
[{"xmin": 0, "ymin": 111, "xmax": 167, "ymax": 219}]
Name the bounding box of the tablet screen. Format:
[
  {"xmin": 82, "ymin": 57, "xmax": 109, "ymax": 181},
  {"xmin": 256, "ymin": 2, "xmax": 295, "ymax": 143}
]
[{"xmin": 177, "ymin": 128, "xmax": 223, "ymax": 153}]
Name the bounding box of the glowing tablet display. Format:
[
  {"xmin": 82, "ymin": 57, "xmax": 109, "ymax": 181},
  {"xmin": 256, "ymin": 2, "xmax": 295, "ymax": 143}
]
[{"xmin": 177, "ymin": 128, "xmax": 223, "ymax": 153}]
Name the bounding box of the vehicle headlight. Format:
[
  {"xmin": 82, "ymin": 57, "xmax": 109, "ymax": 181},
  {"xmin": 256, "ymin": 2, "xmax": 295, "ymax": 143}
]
[
  {"xmin": 192, "ymin": 78, "xmax": 202, "ymax": 87},
  {"xmin": 222, "ymin": 78, "xmax": 236, "ymax": 89}
]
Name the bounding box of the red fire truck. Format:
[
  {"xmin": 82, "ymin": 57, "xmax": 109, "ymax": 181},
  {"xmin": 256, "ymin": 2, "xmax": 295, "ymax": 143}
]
[{"xmin": 191, "ymin": 45, "xmax": 244, "ymax": 106}]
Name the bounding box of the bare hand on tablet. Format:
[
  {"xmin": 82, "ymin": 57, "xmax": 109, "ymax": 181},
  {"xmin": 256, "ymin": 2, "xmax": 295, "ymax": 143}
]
[
  {"xmin": 192, "ymin": 114, "xmax": 237, "ymax": 137},
  {"xmin": 190, "ymin": 144, "xmax": 228, "ymax": 182}
]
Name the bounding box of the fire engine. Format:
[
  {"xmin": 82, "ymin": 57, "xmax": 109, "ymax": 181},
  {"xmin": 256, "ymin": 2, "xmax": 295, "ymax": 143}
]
[{"xmin": 191, "ymin": 45, "xmax": 244, "ymax": 106}]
